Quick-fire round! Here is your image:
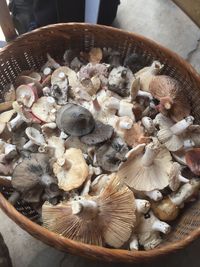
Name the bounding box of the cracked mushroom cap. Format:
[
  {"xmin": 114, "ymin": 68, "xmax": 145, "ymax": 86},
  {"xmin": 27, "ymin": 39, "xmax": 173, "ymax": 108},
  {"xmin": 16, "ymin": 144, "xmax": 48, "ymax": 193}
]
[
  {"xmin": 42, "ymin": 176, "xmax": 136, "ymax": 248},
  {"xmin": 53, "ymin": 148, "xmax": 89, "ymax": 191},
  {"xmin": 149, "ymin": 75, "xmax": 191, "ymax": 122},
  {"xmin": 12, "ymin": 153, "xmax": 58, "ymax": 203},
  {"xmin": 117, "ymin": 139, "xmax": 173, "ymax": 191},
  {"xmin": 56, "ymin": 103, "xmax": 95, "ymax": 136}
]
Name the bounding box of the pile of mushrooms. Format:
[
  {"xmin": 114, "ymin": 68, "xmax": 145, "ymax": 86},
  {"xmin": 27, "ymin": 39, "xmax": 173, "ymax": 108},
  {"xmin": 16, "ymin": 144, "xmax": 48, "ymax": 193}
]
[{"xmin": 0, "ymin": 47, "xmax": 200, "ymax": 251}]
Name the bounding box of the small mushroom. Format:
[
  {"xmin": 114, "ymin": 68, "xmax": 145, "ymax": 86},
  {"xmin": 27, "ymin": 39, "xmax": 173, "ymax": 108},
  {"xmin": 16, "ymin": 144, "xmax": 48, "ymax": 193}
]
[
  {"xmin": 51, "ymin": 66, "xmax": 79, "ymax": 89},
  {"xmin": 185, "ymin": 148, "xmax": 200, "ymax": 175},
  {"xmin": 81, "ymin": 76, "xmax": 101, "ymax": 96},
  {"xmin": 31, "ymin": 96, "xmax": 58, "ymax": 122},
  {"xmin": 89, "ymin": 48, "xmax": 103, "ymax": 64},
  {"xmin": 157, "ymin": 116, "xmax": 194, "ymax": 152},
  {"xmin": 136, "ymin": 211, "xmax": 171, "ymax": 250},
  {"xmin": 151, "ymin": 179, "xmax": 200, "ymax": 221},
  {"xmin": 149, "ymin": 75, "xmax": 191, "ymax": 121},
  {"xmin": 42, "ymin": 53, "xmax": 61, "ymax": 70},
  {"xmin": 53, "ymin": 148, "xmax": 89, "ymax": 191},
  {"xmin": 12, "ymin": 153, "xmax": 58, "ymax": 203},
  {"xmin": 117, "ymin": 139, "xmax": 173, "ymax": 191},
  {"xmin": 80, "ymin": 121, "xmax": 113, "ymax": 145},
  {"xmin": 90, "ymin": 173, "xmax": 115, "ymax": 196},
  {"xmin": 23, "ymin": 127, "xmax": 46, "ymax": 150},
  {"xmin": 0, "ymin": 109, "xmax": 16, "ymax": 134},
  {"xmin": 16, "ymin": 83, "xmax": 38, "ymax": 108},
  {"xmin": 50, "ymin": 84, "xmax": 69, "ymax": 105},
  {"xmin": 141, "ymin": 117, "xmax": 156, "ymax": 134},
  {"xmin": 135, "ymin": 61, "xmax": 163, "ymax": 92},
  {"xmin": 56, "ymin": 103, "xmax": 95, "ymax": 136},
  {"xmin": 42, "ymin": 177, "xmax": 136, "ymax": 248},
  {"xmin": 108, "ymin": 66, "xmax": 134, "ymax": 97},
  {"xmin": 14, "ymin": 75, "xmax": 42, "ymax": 96},
  {"xmin": 168, "ymin": 162, "xmax": 189, "ymax": 191}
]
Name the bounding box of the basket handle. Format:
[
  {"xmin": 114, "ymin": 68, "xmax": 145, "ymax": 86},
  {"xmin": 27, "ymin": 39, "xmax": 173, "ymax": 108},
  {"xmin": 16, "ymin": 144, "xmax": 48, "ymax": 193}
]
[{"xmin": 0, "ymin": 0, "xmax": 17, "ymax": 41}]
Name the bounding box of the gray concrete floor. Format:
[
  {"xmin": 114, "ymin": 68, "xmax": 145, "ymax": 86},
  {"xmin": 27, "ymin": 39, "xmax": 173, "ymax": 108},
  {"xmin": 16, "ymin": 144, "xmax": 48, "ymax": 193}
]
[{"xmin": 1, "ymin": 0, "xmax": 200, "ymax": 266}]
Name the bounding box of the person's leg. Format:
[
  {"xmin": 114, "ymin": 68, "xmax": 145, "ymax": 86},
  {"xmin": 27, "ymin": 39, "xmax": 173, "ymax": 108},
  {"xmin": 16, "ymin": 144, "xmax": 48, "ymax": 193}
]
[{"xmin": 98, "ymin": 0, "xmax": 120, "ymax": 25}]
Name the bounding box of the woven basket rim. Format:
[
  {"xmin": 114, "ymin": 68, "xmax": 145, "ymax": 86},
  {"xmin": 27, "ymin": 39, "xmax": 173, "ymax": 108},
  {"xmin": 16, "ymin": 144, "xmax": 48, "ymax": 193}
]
[{"xmin": 0, "ymin": 22, "xmax": 200, "ymax": 262}]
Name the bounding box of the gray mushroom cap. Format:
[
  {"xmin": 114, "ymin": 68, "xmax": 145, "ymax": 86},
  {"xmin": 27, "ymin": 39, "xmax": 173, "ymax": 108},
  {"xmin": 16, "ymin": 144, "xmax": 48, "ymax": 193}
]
[{"xmin": 56, "ymin": 103, "xmax": 95, "ymax": 136}]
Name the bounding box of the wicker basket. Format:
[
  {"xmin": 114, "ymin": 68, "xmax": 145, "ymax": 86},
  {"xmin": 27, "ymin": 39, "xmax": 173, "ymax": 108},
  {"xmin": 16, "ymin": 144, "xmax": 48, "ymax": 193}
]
[{"xmin": 0, "ymin": 23, "xmax": 200, "ymax": 263}]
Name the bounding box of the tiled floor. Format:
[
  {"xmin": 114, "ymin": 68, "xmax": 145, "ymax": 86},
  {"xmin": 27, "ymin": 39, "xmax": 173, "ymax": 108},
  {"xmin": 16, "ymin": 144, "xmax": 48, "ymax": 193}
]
[{"xmin": 1, "ymin": 0, "xmax": 200, "ymax": 266}]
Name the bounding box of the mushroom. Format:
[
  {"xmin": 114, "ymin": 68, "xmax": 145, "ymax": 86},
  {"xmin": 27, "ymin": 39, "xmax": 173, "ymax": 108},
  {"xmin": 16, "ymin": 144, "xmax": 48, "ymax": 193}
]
[
  {"xmin": 0, "ymin": 101, "xmax": 13, "ymax": 112},
  {"xmin": 149, "ymin": 75, "xmax": 191, "ymax": 122},
  {"xmin": 45, "ymin": 136, "xmax": 65, "ymax": 160},
  {"xmin": 151, "ymin": 179, "xmax": 200, "ymax": 221},
  {"xmin": 141, "ymin": 116, "xmax": 156, "ymax": 134},
  {"xmin": 136, "ymin": 211, "xmax": 171, "ymax": 250},
  {"xmin": 81, "ymin": 76, "xmax": 101, "ymax": 96},
  {"xmin": 12, "ymin": 153, "xmax": 58, "ymax": 203},
  {"xmin": 42, "ymin": 53, "xmax": 61, "ymax": 70},
  {"xmin": 108, "ymin": 66, "xmax": 134, "ymax": 97},
  {"xmin": 79, "ymin": 63, "xmax": 109, "ymax": 87},
  {"xmin": 89, "ymin": 48, "xmax": 103, "ymax": 64},
  {"xmin": 157, "ymin": 116, "xmax": 194, "ymax": 152},
  {"xmin": 31, "ymin": 96, "xmax": 58, "ymax": 123},
  {"xmin": 51, "ymin": 66, "xmax": 79, "ymax": 90},
  {"xmin": 53, "ymin": 148, "xmax": 89, "ymax": 191},
  {"xmin": 144, "ymin": 190, "xmax": 163, "ymax": 201},
  {"xmin": 14, "ymin": 75, "xmax": 42, "ymax": 96},
  {"xmin": 42, "ymin": 177, "xmax": 136, "ymax": 248},
  {"xmin": 168, "ymin": 162, "xmax": 189, "ymax": 191},
  {"xmin": 185, "ymin": 148, "xmax": 200, "ymax": 175},
  {"xmin": 65, "ymin": 136, "xmax": 88, "ymax": 153},
  {"xmin": 95, "ymin": 138, "xmax": 129, "ymax": 172},
  {"xmin": 0, "ymin": 109, "xmax": 16, "ymax": 134},
  {"xmin": 117, "ymin": 139, "xmax": 173, "ymax": 191},
  {"xmin": 90, "ymin": 173, "xmax": 116, "ymax": 196},
  {"xmin": 16, "ymin": 83, "xmax": 38, "ymax": 108},
  {"xmin": 80, "ymin": 121, "xmax": 113, "ymax": 145},
  {"xmin": 23, "ymin": 127, "xmax": 46, "ymax": 150},
  {"xmin": 56, "ymin": 103, "xmax": 95, "ymax": 136},
  {"xmin": 50, "ymin": 84, "xmax": 69, "ymax": 105},
  {"xmin": 135, "ymin": 61, "xmax": 163, "ymax": 92},
  {"xmin": 4, "ymin": 84, "xmax": 16, "ymax": 102}
]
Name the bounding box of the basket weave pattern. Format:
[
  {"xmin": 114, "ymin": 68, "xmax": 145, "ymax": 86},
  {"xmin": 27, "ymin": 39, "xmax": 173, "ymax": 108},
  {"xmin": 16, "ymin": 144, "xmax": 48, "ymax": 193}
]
[{"xmin": 0, "ymin": 23, "xmax": 200, "ymax": 262}]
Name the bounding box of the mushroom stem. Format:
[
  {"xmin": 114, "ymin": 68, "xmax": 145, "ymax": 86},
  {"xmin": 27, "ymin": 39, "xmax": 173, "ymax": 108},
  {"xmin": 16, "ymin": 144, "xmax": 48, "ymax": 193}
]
[
  {"xmin": 106, "ymin": 97, "xmax": 120, "ymax": 110},
  {"xmin": 152, "ymin": 220, "xmax": 171, "ymax": 234},
  {"xmin": 141, "ymin": 146, "xmax": 157, "ymax": 166},
  {"xmin": 8, "ymin": 113, "xmax": 24, "ymax": 131},
  {"xmin": 170, "ymin": 116, "xmax": 194, "ymax": 135},
  {"xmin": 138, "ymin": 90, "xmax": 153, "ymax": 99},
  {"xmin": 23, "ymin": 140, "xmax": 34, "ymax": 150},
  {"xmin": 170, "ymin": 180, "xmax": 200, "ymax": 206},
  {"xmin": 8, "ymin": 191, "xmax": 20, "ymax": 205},
  {"xmin": 81, "ymin": 179, "xmax": 91, "ymax": 196},
  {"xmin": 135, "ymin": 199, "xmax": 151, "ymax": 214},
  {"xmin": 178, "ymin": 174, "xmax": 189, "ymax": 183},
  {"xmin": 142, "ymin": 117, "xmax": 155, "ymax": 134},
  {"xmin": 145, "ymin": 190, "xmax": 163, "ymax": 201},
  {"xmin": 72, "ymin": 199, "xmax": 98, "ymax": 219},
  {"xmin": 183, "ymin": 139, "xmax": 194, "ymax": 149},
  {"xmin": 129, "ymin": 234, "xmax": 139, "ymax": 250},
  {"xmin": 119, "ymin": 120, "xmax": 133, "ymax": 129}
]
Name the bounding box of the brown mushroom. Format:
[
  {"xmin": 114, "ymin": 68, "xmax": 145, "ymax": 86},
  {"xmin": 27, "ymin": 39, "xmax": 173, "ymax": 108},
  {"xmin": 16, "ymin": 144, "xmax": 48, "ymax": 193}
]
[
  {"xmin": 56, "ymin": 103, "xmax": 95, "ymax": 136},
  {"xmin": 185, "ymin": 148, "xmax": 200, "ymax": 175},
  {"xmin": 149, "ymin": 75, "xmax": 191, "ymax": 122},
  {"xmin": 42, "ymin": 176, "xmax": 136, "ymax": 248}
]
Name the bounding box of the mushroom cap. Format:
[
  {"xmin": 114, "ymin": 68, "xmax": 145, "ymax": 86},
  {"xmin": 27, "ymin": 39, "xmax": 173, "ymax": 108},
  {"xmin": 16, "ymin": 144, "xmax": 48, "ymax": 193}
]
[
  {"xmin": 80, "ymin": 121, "xmax": 113, "ymax": 145},
  {"xmin": 53, "ymin": 148, "xmax": 89, "ymax": 191},
  {"xmin": 89, "ymin": 48, "xmax": 103, "ymax": 63},
  {"xmin": 51, "ymin": 66, "xmax": 79, "ymax": 89},
  {"xmin": 185, "ymin": 148, "xmax": 200, "ymax": 175},
  {"xmin": 0, "ymin": 109, "xmax": 15, "ymax": 123},
  {"xmin": 25, "ymin": 127, "xmax": 45, "ymax": 146},
  {"xmin": 151, "ymin": 197, "xmax": 179, "ymax": 222},
  {"xmin": 31, "ymin": 96, "xmax": 57, "ymax": 122},
  {"xmin": 117, "ymin": 140, "xmax": 173, "ymax": 191},
  {"xmin": 149, "ymin": 75, "xmax": 191, "ymax": 121},
  {"xmin": 168, "ymin": 162, "xmax": 182, "ymax": 191},
  {"xmin": 42, "ymin": 176, "xmax": 136, "ymax": 248},
  {"xmin": 56, "ymin": 103, "xmax": 95, "ymax": 136},
  {"xmin": 12, "ymin": 153, "xmax": 52, "ymax": 192}
]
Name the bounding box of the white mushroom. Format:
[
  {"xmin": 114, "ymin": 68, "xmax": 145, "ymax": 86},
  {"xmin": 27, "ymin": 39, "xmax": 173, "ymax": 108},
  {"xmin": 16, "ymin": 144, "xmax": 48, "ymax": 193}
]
[
  {"xmin": 141, "ymin": 116, "xmax": 156, "ymax": 134},
  {"xmin": 23, "ymin": 127, "xmax": 46, "ymax": 150},
  {"xmin": 168, "ymin": 162, "xmax": 189, "ymax": 191},
  {"xmin": 0, "ymin": 109, "xmax": 16, "ymax": 134},
  {"xmin": 136, "ymin": 211, "xmax": 171, "ymax": 250},
  {"xmin": 117, "ymin": 139, "xmax": 173, "ymax": 191},
  {"xmin": 144, "ymin": 190, "xmax": 163, "ymax": 201},
  {"xmin": 157, "ymin": 116, "xmax": 194, "ymax": 151}
]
